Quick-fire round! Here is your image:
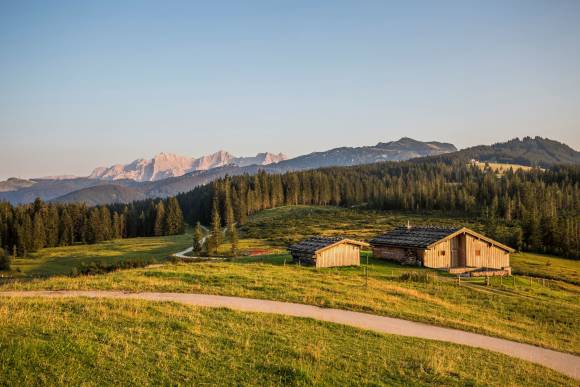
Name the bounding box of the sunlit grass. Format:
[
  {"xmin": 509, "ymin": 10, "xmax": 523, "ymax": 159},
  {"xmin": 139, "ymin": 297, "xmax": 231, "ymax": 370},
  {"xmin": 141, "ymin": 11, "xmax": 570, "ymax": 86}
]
[
  {"xmin": 4, "ymin": 253, "xmax": 579, "ymax": 354},
  {"xmin": 0, "ymin": 297, "xmax": 573, "ymax": 386},
  {"xmin": 11, "ymin": 233, "xmax": 192, "ymax": 276}
]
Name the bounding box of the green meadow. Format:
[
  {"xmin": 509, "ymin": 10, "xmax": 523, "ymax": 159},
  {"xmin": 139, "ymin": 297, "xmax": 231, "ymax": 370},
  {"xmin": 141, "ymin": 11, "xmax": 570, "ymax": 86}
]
[
  {"xmin": 0, "ymin": 297, "xmax": 574, "ymax": 386},
  {"xmin": 1, "ymin": 205, "xmax": 578, "ymax": 371}
]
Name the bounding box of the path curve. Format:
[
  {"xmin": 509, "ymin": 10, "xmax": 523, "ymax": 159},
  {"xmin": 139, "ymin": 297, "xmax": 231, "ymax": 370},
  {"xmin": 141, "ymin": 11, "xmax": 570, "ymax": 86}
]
[
  {"xmin": 173, "ymin": 226, "xmax": 209, "ymax": 259},
  {"xmin": 1, "ymin": 290, "xmax": 578, "ymax": 380}
]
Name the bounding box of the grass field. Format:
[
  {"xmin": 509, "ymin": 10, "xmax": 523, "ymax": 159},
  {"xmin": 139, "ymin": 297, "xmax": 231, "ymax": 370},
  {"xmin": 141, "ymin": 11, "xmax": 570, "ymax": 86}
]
[
  {"xmin": 7, "ymin": 233, "xmax": 192, "ymax": 276},
  {"xmin": 2, "ymin": 205, "xmax": 578, "ymax": 356},
  {"xmin": 471, "ymin": 161, "xmax": 539, "ymax": 175},
  {"xmin": 240, "ymin": 205, "xmax": 486, "ymax": 245},
  {"xmin": 0, "ymin": 297, "xmax": 573, "ymax": 386},
  {"xmin": 5, "ymin": 254, "xmax": 579, "ymax": 354},
  {"xmin": 511, "ymin": 252, "xmax": 580, "ymax": 286}
]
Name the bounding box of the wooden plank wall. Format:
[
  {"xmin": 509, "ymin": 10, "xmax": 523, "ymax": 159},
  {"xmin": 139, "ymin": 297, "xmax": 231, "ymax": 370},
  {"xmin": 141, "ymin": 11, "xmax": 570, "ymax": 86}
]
[
  {"xmin": 465, "ymin": 234, "xmax": 510, "ymax": 269},
  {"xmin": 372, "ymin": 246, "xmax": 407, "ymax": 262},
  {"xmin": 423, "ymin": 240, "xmax": 451, "ymax": 268},
  {"xmin": 316, "ymin": 244, "xmax": 360, "ymax": 268}
]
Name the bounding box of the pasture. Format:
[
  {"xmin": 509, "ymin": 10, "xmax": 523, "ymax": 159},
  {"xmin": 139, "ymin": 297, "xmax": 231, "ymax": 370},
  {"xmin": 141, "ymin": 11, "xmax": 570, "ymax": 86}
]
[{"xmin": 0, "ymin": 297, "xmax": 573, "ymax": 386}]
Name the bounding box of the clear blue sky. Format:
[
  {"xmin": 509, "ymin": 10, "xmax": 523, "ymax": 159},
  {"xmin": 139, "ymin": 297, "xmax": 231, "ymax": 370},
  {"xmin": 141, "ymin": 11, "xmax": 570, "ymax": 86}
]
[{"xmin": 1, "ymin": 0, "xmax": 579, "ymax": 179}]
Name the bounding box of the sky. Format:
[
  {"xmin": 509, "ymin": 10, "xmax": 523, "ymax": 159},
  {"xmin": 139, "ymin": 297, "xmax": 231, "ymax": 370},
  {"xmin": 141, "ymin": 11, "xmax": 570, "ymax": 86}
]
[{"xmin": 1, "ymin": 0, "xmax": 579, "ymax": 180}]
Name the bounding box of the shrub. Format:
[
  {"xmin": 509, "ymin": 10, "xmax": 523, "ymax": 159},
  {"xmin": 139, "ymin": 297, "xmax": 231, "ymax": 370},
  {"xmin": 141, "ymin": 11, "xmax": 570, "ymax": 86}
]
[
  {"xmin": 0, "ymin": 249, "xmax": 11, "ymax": 271},
  {"xmin": 72, "ymin": 258, "xmax": 155, "ymax": 276},
  {"xmin": 399, "ymin": 271, "xmax": 435, "ymax": 283}
]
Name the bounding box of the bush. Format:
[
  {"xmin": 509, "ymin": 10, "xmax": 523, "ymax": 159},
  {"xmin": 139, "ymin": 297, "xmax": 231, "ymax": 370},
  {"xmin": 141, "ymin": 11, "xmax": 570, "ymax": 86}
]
[
  {"xmin": 0, "ymin": 249, "xmax": 11, "ymax": 271},
  {"xmin": 72, "ymin": 258, "xmax": 155, "ymax": 276},
  {"xmin": 399, "ymin": 271, "xmax": 435, "ymax": 283}
]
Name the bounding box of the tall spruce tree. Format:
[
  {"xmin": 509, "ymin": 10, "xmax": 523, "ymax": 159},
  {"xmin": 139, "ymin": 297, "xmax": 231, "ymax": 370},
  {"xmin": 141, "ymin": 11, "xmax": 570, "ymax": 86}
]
[
  {"xmin": 193, "ymin": 221, "xmax": 203, "ymax": 253},
  {"xmin": 59, "ymin": 208, "xmax": 74, "ymax": 246},
  {"xmin": 208, "ymin": 194, "xmax": 222, "ymax": 255},
  {"xmin": 32, "ymin": 212, "xmax": 46, "ymax": 251},
  {"xmin": 164, "ymin": 197, "xmax": 184, "ymax": 235},
  {"xmin": 153, "ymin": 201, "xmax": 166, "ymax": 236}
]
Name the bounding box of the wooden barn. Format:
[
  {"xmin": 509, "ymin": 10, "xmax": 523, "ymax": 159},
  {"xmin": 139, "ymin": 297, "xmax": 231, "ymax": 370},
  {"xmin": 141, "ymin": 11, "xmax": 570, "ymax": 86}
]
[
  {"xmin": 288, "ymin": 237, "xmax": 368, "ymax": 268},
  {"xmin": 370, "ymin": 226, "xmax": 514, "ymax": 275}
]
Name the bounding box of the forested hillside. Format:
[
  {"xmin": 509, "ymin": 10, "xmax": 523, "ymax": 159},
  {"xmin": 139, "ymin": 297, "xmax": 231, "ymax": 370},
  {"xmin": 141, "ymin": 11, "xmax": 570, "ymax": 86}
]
[
  {"xmin": 425, "ymin": 136, "xmax": 580, "ymax": 167},
  {"xmin": 0, "ymin": 197, "xmax": 184, "ymax": 257},
  {"xmin": 1, "ymin": 159, "xmax": 578, "ymax": 259},
  {"xmin": 177, "ymin": 161, "xmax": 579, "ymax": 258}
]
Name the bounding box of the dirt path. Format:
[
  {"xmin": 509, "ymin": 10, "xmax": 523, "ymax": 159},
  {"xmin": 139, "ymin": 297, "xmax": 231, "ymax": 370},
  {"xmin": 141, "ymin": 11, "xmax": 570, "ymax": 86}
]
[
  {"xmin": 1, "ymin": 290, "xmax": 578, "ymax": 380},
  {"xmin": 172, "ymin": 226, "xmax": 210, "ymax": 259}
]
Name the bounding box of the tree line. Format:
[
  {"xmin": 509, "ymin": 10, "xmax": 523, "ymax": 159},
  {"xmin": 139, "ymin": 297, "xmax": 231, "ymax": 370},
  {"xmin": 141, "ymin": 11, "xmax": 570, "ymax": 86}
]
[
  {"xmin": 176, "ymin": 161, "xmax": 579, "ymax": 258},
  {"xmin": 1, "ymin": 159, "xmax": 578, "ymax": 259},
  {"xmin": 0, "ymin": 197, "xmax": 184, "ymax": 257}
]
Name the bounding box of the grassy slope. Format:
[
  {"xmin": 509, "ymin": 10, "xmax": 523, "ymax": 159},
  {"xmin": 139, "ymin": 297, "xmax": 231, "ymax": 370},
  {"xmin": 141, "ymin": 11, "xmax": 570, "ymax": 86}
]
[
  {"xmin": 5, "ymin": 256, "xmax": 578, "ymax": 354},
  {"xmin": 240, "ymin": 205, "xmax": 486, "ymax": 245},
  {"xmin": 9, "ymin": 233, "xmax": 192, "ymax": 276},
  {"xmin": 2, "ymin": 206, "xmax": 578, "ymax": 354},
  {"xmin": 511, "ymin": 252, "xmax": 580, "ymax": 286},
  {"xmin": 0, "ymin": 297, "xmax": 573, "ymax": 386}
]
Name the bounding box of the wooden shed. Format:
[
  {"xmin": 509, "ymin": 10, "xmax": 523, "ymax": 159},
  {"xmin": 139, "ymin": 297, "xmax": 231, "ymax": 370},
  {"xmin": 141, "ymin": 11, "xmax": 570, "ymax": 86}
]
[
  {"xmin": 370, "ymin": 226, "xmax": 514, "ymax": 275},
  {"xmin": 288, "ymin": 237, "xmax": 368, "ymax": 268}
]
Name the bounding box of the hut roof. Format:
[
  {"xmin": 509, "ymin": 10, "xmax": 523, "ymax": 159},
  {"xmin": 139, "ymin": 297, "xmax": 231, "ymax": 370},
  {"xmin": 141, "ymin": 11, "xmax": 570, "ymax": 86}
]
[
  {"xmin": 289, "ymin": 237, "xmax": 367, "ymax": 255},
  {"xmin": 370, "ymin": 226, "xmax": 515, "ymax": 252},
  {"xmin": 369, "ymin": 226, "xmax": 460, "ymax": 248}
]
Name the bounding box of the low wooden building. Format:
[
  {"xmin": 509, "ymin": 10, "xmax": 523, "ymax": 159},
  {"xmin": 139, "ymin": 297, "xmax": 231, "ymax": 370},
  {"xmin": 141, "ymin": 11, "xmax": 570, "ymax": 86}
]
[
  {"xmin": 370, "ymin": 226, "xmax": 514, "ymax": 275},
  {"xmin": 288, "ymin": 237, "xmax": 368, "ymax": 268}
]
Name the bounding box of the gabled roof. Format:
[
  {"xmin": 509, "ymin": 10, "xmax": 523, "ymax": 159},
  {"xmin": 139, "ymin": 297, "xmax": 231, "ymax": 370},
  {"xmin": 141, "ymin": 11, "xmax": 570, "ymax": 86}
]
[
  {"xmin": 370, "ymin": 226, "xmax": 515, "ymax": 253},
  {"xmin": 370, "ymin": 226, "xmax": 460, "ymax": 249},
  {"xmin": 288, "ymin": 237, "xmax": 368, "ymax": 255}
]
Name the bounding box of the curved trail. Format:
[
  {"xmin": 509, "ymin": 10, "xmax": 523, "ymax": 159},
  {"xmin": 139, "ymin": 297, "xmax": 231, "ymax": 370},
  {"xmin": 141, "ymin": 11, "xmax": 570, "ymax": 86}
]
[{"xmin": 1, "ymin": 290, "xmax": 578, "ymax": 380}]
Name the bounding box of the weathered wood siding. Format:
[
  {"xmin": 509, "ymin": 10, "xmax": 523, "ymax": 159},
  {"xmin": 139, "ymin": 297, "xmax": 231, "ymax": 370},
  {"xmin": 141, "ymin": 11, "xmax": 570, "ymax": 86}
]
[
  {"xmin": 372, "ymin": 246, "xmax": 407, "ymax": 262},
  {"xmin": 316, "ymin": 243, "xmax": 360, "ymax": 268},
  {"xmin": 423, "ymin": 239, "xmax": 452, "ymax": 268},
  {"xmin": 465, "ymin": 234, "xmax": 510, "ymax": 269}
]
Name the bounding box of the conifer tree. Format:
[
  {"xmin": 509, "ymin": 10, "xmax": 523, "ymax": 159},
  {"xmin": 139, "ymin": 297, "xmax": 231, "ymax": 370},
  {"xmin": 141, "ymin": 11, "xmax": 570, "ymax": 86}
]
[
  {"xmin": 45, "ymin": 205, "xmax": 60, "ymax": 247},
  {"xmin": 100, "ymin": 207, "xmax": 112, "ymax": 241},
  {"xmin": 153, "ymin": 201, "xmax": 166, "ymax": 236},
  {"xmin": 208, "ymin": 194, "xmax": 222, "ymax": 255},
  {"xmin": 111, "ymin": 212, "xmax": 122, "ymax": 239},
  {"xmin": 164, "ymin": 197, "xmax": 184, "ymax": 235},
  {"xmin": 59, "ymin": 208, "xmax": 74, "ymax": 246},
  {"xmin": 32, "ymin": 213, "xmax": 46, "ymax": 251},
  {"xmin": 193, "ymin": 221, "xmax": 203, "ymax": 253}
]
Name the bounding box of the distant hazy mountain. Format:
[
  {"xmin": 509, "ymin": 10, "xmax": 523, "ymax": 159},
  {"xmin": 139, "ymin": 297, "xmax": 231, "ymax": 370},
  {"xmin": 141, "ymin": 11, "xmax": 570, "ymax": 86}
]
[
  {"xmin": 52, "ymin": 184, "xmax": 146, "ymax": 206},
  {"xmin": 0, "ymin": 178, "xmax": 36, "ymax": 193},
  {"xmin": 89, "ymin": 151, "xmax": 287, "ymax": 182},
  {"xmin": 0, "ymin": 178, "xmax": 140, "ymax": 205},
  {"xmin": 268, "ymin": 137, "xmax": 457, "ymax": 171},
  {"xmin": 425, "ymin": 136, "xmax": 580, "ymax": 167},
  {"xmin": 3, "ymin": 136, "xmax": 577, "ymax": 206}
]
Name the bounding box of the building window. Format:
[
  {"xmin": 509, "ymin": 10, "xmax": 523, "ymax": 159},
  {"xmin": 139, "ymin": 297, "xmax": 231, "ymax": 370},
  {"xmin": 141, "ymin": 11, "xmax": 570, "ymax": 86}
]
[
  {"xmin": 475, "ymin": 250, "xmax": 481, "ymax": 257},
  {"xmin": 439, "ymin": 251, "xmax": 446, "ymax": 256}
]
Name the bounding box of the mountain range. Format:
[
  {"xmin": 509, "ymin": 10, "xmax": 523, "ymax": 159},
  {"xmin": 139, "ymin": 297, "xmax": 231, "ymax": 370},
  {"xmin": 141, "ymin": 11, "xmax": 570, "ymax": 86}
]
[
  {"xmin": 1, "ymin": 136, "xmax": 577, "ymax": 206},
  {"xmin": 89, "ymin": 151, "xmax": 287, "ymax": 182}
]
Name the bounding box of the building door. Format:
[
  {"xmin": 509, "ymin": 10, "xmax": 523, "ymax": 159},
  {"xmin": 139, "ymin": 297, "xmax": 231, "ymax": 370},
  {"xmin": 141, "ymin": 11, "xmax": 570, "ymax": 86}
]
[{"xmin": 451, "ymin": 237, "xmax": 460, "ymax": 267}]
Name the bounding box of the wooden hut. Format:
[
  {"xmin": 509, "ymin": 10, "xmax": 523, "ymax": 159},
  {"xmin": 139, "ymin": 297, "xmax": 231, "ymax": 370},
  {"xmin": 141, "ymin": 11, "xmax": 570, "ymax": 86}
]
[
  {"xmin": 370, "ymin": 226, "xmax": 514, "ymax": 275},
  {"xmin": 288, "ymin": 237, "xmax": 368, "ymax": 268}
]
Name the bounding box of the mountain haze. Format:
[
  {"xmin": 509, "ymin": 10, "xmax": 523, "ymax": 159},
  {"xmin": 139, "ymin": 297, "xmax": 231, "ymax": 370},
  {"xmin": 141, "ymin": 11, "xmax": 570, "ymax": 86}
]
[
  {"xmin": 2, "ymin": 136, "xmax": 577, "ymax": 206},
  {"xmin": 269, "ymin": 137, "xmax": 456, "ymax": 172},
  {"xmin": 89, "ymin": 151, "xmax": 287, "ymax": 182},
  {"xmin": 424, "ymin": 136, "xmax": 580, "ymax": 167}
]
